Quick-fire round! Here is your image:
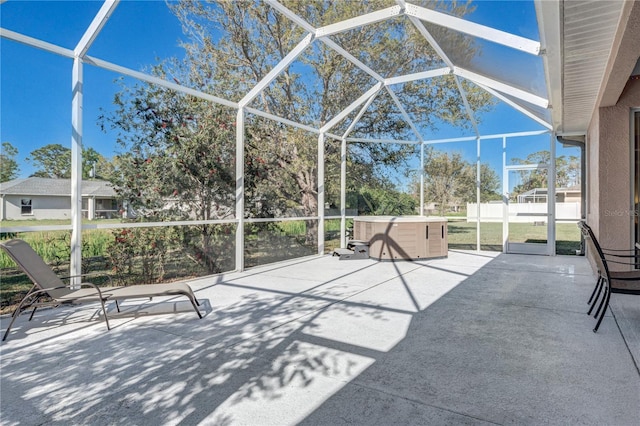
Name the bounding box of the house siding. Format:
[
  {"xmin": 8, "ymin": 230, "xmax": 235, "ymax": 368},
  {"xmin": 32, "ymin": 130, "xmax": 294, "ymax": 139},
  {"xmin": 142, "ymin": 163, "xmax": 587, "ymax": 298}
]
[{"xmin": 3, "ymin": 195, "xmax": 72, "ymax": 220}]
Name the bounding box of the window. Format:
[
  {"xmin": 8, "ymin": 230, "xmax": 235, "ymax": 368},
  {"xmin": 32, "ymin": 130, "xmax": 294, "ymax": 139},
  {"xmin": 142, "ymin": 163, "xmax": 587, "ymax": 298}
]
[
  {"xmin": 96, "ymin": 199, "xmax": 117, "ymax": 210},
  {"xmin": 21, "ymin": 199, "xmax": 32, "ymax": 215}
]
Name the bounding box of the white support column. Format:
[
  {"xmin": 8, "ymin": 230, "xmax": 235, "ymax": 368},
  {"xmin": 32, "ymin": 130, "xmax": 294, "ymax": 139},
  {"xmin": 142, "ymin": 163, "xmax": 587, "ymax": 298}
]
[
  {"xmin": 70, "ymin": 57, "xmax": 83, "ymax": 287},
  {"xmin": 235, "ymin": 109, "xmax": 246, "ymax": 271},
  {"xmin": 548, "ymin": 132, "xmax": 556, "ymax": 255},
  {"xmin": 88, "ymin": 197, "xmax": 95, "ymax": 220},
  {"xmin": 317, "ymin": 133, "xmax": 325, "ymax": 255},
  {"xmin": 502, "ymin": 137, "xmax": 508, "ymax": 253},
  {"xmin": 340, "ymin": 138, "xmax": 347, "ymax": 248},
  {"xmin": 476, "ymin": 137, "xmax": 481, "ymax": 251},
  {"xmin": 420, "ymin": 143, "xmax": 425, "ymax": 216},
  {"xmin": 69, "ymin": 0, "xmax": 118, "ymax": 287}
]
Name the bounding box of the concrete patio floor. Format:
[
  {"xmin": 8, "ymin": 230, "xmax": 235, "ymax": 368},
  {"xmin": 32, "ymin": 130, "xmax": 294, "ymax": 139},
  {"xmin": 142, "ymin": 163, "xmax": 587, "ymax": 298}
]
[{"xmin": 1, "ymin": 250, "xmax": 639, "ymax": 425}]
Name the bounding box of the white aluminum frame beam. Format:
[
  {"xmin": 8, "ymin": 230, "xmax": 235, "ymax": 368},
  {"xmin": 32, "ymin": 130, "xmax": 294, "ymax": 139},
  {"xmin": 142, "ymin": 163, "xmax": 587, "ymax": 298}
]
[
  {"xmin": 245, "ymin": 107, "xmax": 318, "ymax": 134},
  {"xmin": 321, "ymin": 82, "xmax": 383, "ymax": 133},
  {"xmin": 341, "ymin": 90, "xmax": 381, "ymax": 139},
  {"xmin": 455, "ymin": 77, "xmax": 479, "ymax": 137},
  {"xmin": 74, "ymin": 0, "xmax": 119, "ymax": 58},
  {"xmin": 405, "ymin": 16, "xmax": 455, "ymax": 70},
  {"xmin": 315, "ymin": 6, "xmax": 402, "ymax": 38},
  {"xmin": 384, "ymin": 67, "xmax": 450, "ymax": 86},
  {"xmin": 325, "ymin": 132, "xmax": 343, "ymax": 141},
  {"xmin": 265, "ymin": 1, "xmax": 385, "ymax": 83},
  {"xmin": 1, "ymin": 27, "xmax": 74, "ymax": 58},
  {"xmin": 321, "ymin": 38, "xmax": 384, "ymax": 82},
  {"xmin": 405, "ymin": 3, "xmax": 541, "ymax": 56},
  {"xmin": 384, "ymin": 87, "xmax": 423, "ymax": 142},
  {"xmin": 455, "ymin": 67, "xmax": 549, "ymax": 109},
  {"xmin": 83, "ymin": 56, "xmax": 238, "ymax": 109},
  {"xmin": 403, "ymin": 12, "xmax": 479, "ymax": 137},
  {"xmin": 346, "ymin": 138, "xmax": 419, "ymax": 145},
  {"xmin": 476, "ymin": 82, "xmax": 553, "ymax": 130},
  {"xmin": 265, "ymin": 0, "xmax": 316, "ymax": 33},
  {"xmin": 239, "ymin": 33, "xmax": 314, "ymax": 108},
  {"xmin": 1, "ymin": 28, "xmax": 240, "ymax": 110},
  {"xmin": 425, "ymin": 129, "xmax": 549, "ymax": 145}
]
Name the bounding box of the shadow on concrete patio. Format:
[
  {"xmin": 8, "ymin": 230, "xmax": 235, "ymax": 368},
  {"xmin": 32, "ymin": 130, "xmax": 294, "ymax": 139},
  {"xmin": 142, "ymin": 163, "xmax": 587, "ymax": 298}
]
[{"xmin": 1, "ymin": 251, "xmax": 639, "ymax": 425}]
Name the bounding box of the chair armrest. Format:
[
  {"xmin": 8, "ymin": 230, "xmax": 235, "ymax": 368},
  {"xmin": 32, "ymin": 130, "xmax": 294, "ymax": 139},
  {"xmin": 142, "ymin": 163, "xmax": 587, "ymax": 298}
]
[
  {"xmin": 603, "ymin": 251, "xmax": 640, "ymax": 259},
  {"xmin": 604, "ymin": 258, "xmax": 640, "ymax": 266},
  {"xmin": 60, "ymin": 272, "xmax": 113, "ymax": 287},
  {"xmin": 20, "ymin": 283, "xmax": 107, "ymax": 303}
]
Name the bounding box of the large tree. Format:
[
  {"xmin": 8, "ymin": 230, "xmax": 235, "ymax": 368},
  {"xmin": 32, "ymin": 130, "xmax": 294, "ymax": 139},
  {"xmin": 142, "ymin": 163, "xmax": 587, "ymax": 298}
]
[
  {"xmin": 510, "ymin": 150, "xmax": 582, "ymax": 199},
  {"xmin": 1, "ymin": 142, "xmax": 19, "ymax": 182},
  {"xmin": 27, "ymin": 143, "xmax": 111, "ymax": 180},
  {"xmin": 103, "ymin": 0, "xmax": 494, "ymax": 251},
  {"xmin": 28, "ymin": 144, "xmax": 71, "ymax": 178},
  {"xmin": 423, "ymin": 149, "xmax": 500, "ymax": 215},
  {"xmin": 423, "ymin": 150, "xmax": 472, "ymax": 216}
]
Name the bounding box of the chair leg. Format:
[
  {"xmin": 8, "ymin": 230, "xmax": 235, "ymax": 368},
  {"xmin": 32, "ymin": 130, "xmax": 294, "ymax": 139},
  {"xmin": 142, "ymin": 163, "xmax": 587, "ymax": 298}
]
[
  {"xmin": 99, "ymin": 298, "xmax": 110, "ymax": 331},
  {"xmin": 594, "ymin": 282, "xmax": 608, "ymax": 318},
  {"xmin": 115, "ymin": 300, "xmax": 120, "ymax": 313},
  {"xmin": 588, "ymin": 280, "xmax": 604, "ymax": 315},
  {"xmin": 2, "ymin": 296, "xmax": 32, "ymax": 341},
  {"xmin": 189, "ymin": 297, "xmax": 202, "ymax": 319},
  {"xmin": 587, "ymin": 276, "xmax": 602, "ymax": 305},
  {"xmin": 28, "ymin": 307, "xmax": 38, "ymax": 321},
  {"xmin": 593, "ymin": 287, "xmax": 611, "ymax": 332}
]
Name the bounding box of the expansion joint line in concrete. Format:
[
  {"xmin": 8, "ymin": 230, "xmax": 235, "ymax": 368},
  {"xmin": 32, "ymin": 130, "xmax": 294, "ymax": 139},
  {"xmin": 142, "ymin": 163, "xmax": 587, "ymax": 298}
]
[
  {"xmin": 349, "ymin": 381, "xmax": 503, "ymax": 425},
  {"xmin": 611, "ymin": 307, "xmax": 640, "ymax": 378}
]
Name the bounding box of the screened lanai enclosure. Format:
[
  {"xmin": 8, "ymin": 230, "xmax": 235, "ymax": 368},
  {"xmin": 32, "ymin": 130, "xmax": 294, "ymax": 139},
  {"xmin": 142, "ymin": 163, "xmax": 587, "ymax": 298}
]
[{"xmin": 1, "ymin": 0, "xmax": 579, "ymax": 286}]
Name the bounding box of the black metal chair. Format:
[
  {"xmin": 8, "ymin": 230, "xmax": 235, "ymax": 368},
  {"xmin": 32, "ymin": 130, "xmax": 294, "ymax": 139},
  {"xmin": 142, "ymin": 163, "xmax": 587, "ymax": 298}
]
[{"xmin": 578, "ymin": 222, "xmax": 640, "ymax": 332}]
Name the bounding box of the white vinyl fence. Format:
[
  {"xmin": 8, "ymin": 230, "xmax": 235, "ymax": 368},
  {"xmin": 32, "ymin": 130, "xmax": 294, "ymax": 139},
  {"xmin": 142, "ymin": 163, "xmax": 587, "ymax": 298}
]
[{"xmin": 466, "ymin": 202, "xmax": 581, "ymax": 223}]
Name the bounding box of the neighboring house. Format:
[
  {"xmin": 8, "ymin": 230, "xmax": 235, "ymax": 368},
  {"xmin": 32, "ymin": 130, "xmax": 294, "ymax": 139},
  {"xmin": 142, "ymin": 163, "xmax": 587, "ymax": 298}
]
[
  {"xmin": 516, "ymin": 186, "xmax": 581, "ymax": 203},
  {"xmin": 0, "ymin": 177, "xmax": 120, "ymax": 220},
  {"xmin": 423, "ymin": 202, "xmax": 465, "ymax": 215}
]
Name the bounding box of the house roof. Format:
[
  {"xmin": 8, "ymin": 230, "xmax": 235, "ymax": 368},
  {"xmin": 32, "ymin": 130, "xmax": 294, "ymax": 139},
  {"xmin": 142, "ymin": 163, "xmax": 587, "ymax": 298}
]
[
  {"xmin": 0, "ymin": 177, "xmax": 116, "ymax": 197},
  {"xmin": 519, "ymin": 186, "xmax": 581, "ymax": 196}
]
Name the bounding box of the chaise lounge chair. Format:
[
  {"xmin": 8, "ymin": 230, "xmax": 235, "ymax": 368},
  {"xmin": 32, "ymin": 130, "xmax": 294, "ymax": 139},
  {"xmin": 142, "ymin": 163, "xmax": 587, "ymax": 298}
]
[{"xmin": 1, "ymin": 239, "xmax": 202, "ymax": 341}]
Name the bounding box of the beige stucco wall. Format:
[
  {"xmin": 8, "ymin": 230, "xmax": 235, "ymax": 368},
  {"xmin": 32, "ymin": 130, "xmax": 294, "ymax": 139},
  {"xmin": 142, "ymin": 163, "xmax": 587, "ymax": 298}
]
[
  {"xmin": 585, "ymin": 0, "xmax": 640, "ymax": 271},
  {"xmin": 587, "ymin": 79, "xmax": 640, "ymax": 270}
]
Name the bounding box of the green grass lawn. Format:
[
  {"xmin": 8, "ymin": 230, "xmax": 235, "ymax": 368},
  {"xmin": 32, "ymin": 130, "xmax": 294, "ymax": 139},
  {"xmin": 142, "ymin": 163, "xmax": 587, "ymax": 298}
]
[{"xmin": 447, "ymin": 221, "xmax": 581, "ymax": 254}]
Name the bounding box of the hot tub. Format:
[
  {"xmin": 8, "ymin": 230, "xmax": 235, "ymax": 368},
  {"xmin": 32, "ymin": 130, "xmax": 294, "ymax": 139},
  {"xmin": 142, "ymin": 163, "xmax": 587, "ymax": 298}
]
[{"xmin": 353, "ymin": 216, "xmax": 448, "ymax": 260}]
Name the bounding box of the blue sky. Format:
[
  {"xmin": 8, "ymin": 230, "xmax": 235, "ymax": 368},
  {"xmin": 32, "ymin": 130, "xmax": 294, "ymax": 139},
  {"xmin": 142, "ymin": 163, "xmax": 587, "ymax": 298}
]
[{"xmin": 1, "ymin": 0, "xmax": 576, "ymax": 185}]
